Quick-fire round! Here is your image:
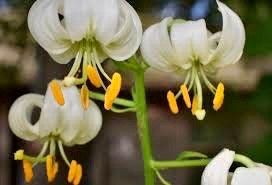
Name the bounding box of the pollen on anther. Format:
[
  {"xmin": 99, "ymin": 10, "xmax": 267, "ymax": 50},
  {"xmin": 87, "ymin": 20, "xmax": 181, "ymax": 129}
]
[
  {"xmin": 213, "ymin": 82, "xmax": 224, "ymax": 111},
  {"xmin": 180, "ymin": 84, "xmax": 191, "ymax": 108},
  {"xmin": 49, "ymin": 80, "xmax": 65, "ymax": 106},
  {"xmin": 167, "ymin": 91, "xmax": 179, "ymax": 114},
  {"xmin": 23, "ymin": 160, "xmax": 33, "ymax": 183},
  {"xmin": 80, "ymin": 85, "xmax": 90, "ymax": 110},
  {"xmin": 104, "ymin": 73, "xmax": 122, "ymax": 111},
  {"xmin": 68, "ymin": 160, "xmax": 77, "ymax": 183},
  {"xmin": 46, "ymin": 155, "xmax": 58, "ymax": 182},
  {"xmin": 87, "ymin": 65, "xmax": 102, "ymax": 88},
  {"xmin": 73, "ymin": 164, "xmax": 82, "ymax": 185},
  {"xmin": 191, "ymin": 95, "xmax": 198, "ymax": 115}
]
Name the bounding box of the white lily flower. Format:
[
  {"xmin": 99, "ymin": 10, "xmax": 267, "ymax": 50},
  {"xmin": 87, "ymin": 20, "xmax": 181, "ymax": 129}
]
[
  {"xmin": 140, "ymin": 0, "xmax": 245, "ymax": 120},
  {"xmin": 201, "ymin": 149, "xmax": 271, "ymax": 185},
  {"xmin": 28, "ymin": 0, "xmax": 142, "ymax": 110},
  {"xmin": 9, "ymin": 80, "xmax": 102, "ymax": 184}
]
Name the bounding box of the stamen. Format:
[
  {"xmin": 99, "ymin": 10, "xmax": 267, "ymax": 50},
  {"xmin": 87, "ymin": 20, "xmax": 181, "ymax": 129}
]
[
  {"xmin": 191, "ymin": 95, "xmax": 198, "ymax": 115},
  {"xmin": 180, "ymin": 84, "xmax": 191, "ymax": 108},
  {"xmin": 68, "ymin": 160, "xmax": 77, "ymax": 183},
  {"xmin": 104, "ymin": 73, "xmax": 122, "ymax": 110},
  {"xmin": 14, "ymin": 149, "xmax": 24, "ymax": 160},
  {"xmin": 87, "ymin": 65, "xmax": 102, "ymax": 88},
  {"xmin": 80, "ymin": 85, "xmax": 90, "ymax": 110},
  {"xmin": 167, "ymin": 91, "xmax": 179, "ymax": 114},
  {"xmin": 104, "ymin": 85, "xmax": 115, "ymax": 110},
  {"xmin": 46, "ymin": 155, "xmax": 58, "ymax": 182},
  {"xmin": 73, "ymin": 164, "xmax": 82, "ymax": 185},
  {"xmin": 49, "ymin": 80, "xmax": 65, "ymax": 106},
  {"xmin": 23, "ymin": 160, "xmax": 33, "ymax": 183},
  {"xmin": 213, "ymin": 82, "xmax": 224, "ymax": 111}
]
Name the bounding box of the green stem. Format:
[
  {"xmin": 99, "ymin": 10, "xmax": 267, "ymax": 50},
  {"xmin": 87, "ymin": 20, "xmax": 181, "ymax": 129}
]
[
  {"xmin": 89, "ymin": 91, "xmax": 135, "ymax": 107},
  {"xmin": 151, "ymin": 159, "xmax": 210, "ymax": 170},
  {"xmin": 133, "ymin": 68, "xmax": 155, "ymax": 185},
  {"xmin": 151, "ymin": 154, "xmax": 255, "ymax": 170}
]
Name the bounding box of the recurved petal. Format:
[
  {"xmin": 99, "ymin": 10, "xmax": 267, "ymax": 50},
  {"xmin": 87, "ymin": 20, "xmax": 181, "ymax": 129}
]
[
  {"xmin": 231, "ymin": 167, "xmax": 271, "ymax": 185},
  {"xmin": 49, "ymin": 44, "xmax": 79, "ymax": 64},
  {"xmin": 28, "ymin": 0, "xmax": 72, "ymax": 56},
  {"xmin": 209, "ymin": 0, "xmax": 245, "ymax": 67},
  {"xmin": 63, "ymin": 0, "xmax": 93, "ymax": 42},
  {"xmin": 141, "ymin": 18, "xmax": 178, "ymax": 72},
  {"xmin": 201, "ymin": 149, "xmax": 235, "ymax": 185},
  {"xmin": 8, "ymin": 94, "xmax": 42, "ymax": 141},
  {"xmin": 93, "ymin": 0, "xmax": 120, "ymax": 45},
  {"xmin": 170, "ymin": 19, "xmax": 209, "ymax": 68},
  {"xmin": 102, "ymin": 0, "xmax": 142, "ymax": 61},
  {"xmin": 73, "ymin": 100, "xmax": 102, "ymax": 145}
]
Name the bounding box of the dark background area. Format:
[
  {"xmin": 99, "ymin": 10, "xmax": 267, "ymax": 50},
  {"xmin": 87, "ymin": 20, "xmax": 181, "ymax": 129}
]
[{"xmin": 1, "ymin": 0, "xmax": 272, "ymax": 184}]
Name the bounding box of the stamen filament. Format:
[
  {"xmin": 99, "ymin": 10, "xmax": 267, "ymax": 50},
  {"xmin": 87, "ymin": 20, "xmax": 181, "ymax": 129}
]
[
  {"xmin": 167, "ymin": 91, "xmax": 179, "ymax": 114},
  {"xmin": 67, "ymin": 50, "xmax": 83, "ymax": 77},
  {"xmin": 23, "ymin": 160, "xmax": 33, "ymax": 183},
  {"xmin": 93, "ymin": 47, "xmax": 112, "ymax": 82},
  {"xmin": 33, "ymin": 141, "xmax": 49, "ymax": 166},
  {"xmin": 49, "ymin": 138, "xmax": 56, "ymax": 156},
  {"xmin": 80, "ymin": 84, "xmax": 90, "ymax": 110},
  {"xmin": 199, "ymin": 67, "xmax": 216, "ymax": 93},
  {"xmin": 49, "ymin": 80, "xmax": 65, "ymax": 106},
  {"xmin": 58, "ymin": 140, "xmax": 71, "ymax": 167}
]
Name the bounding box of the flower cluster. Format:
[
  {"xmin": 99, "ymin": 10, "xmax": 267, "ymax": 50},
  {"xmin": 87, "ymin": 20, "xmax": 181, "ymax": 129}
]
[
  {"xmin": 8, "ymin": 0, "xmax": 249, "ymax": 184},
  {"xmin": 141, "ymin": 0, "xmax": 245, "ymax": 120}
]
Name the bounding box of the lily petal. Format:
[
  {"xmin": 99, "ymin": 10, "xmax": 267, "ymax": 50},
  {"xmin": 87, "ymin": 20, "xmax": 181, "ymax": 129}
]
[
  {"xmin": 141, "ymin": 17, "xmax": 178, "ymax": 72},
  {"xmin": 231, "ymin": 167, "xmax": 271, "ymax": 185},
  {"xmin": 73, "ymin": 100, "xmax": 102, "ymax": 145},
  {"xmin": 8, "ymin": 94, "xmax": 42, "ymax": 141},
  {"xmin": 201, "ymin": 149, "xmax": 235, "ymax": 185},
  {"xmin": 58, "ymin": 86, "xmax": 84, "ymax": 146},
  {"xmin": 170, "ymin": 19, "xmax": 209, "ymax": 68},
  {"xmin": 64, "ymin": 0, "xmax": 93, "ymax": 42},
  {"xmin": 102, "ymin": 0, "xmax": 142, "ymax": 61},
  {"xmin": 209, "ymin": 0, "xmax": 245, "ymax": 67},
  {"xmin": 93, "ymin": 0, "xmax": 120, "ymax": 45},
  {"xmin": 28, "ymin": 0, "xmax": 72, "ymax": 57}
]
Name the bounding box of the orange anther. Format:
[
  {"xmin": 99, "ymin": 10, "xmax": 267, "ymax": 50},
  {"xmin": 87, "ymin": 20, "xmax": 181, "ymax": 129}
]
[
  {"xmin": 49, "ymin": 80, "xmax": 65, "ymax": 105},
  {"xmin": 87, "ymin": 65, "xmax": 102, "ymax": 88},
  {"xmin": 180, "ymin": 84, "xmax": 191, "ymax": 108},
  {"xmin": 23, "ymin": 160, "xmax": 33, "ymax": 183},
  {"xmin": 80, "ymin": 85, "xmax": 90, "ymax": 110},
  {"xmin": 167, "ymin": 91, "xmax": 179, "ymax": 114}
]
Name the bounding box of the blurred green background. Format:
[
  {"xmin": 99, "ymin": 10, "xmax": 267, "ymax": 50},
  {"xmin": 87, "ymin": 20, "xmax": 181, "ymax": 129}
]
[{"xmin": 0, "ymin": 0, "xmax": 272, "ymax": 184}]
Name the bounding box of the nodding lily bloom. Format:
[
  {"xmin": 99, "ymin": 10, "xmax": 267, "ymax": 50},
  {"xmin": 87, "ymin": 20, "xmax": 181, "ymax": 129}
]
[
  {"xmin": 28, "ymin": 0, "xmax": 142, "ymax": 110},
  {"xmin": 9, "ymin": 80, "xmax": 102, "ymax": 184},
  {"xmin": 140, "ymin": 0, "xmax": 245, "ymax": 120},
  {"xmin": 201, "ymin": 149, "xmax": 271, "ymax": 185}
]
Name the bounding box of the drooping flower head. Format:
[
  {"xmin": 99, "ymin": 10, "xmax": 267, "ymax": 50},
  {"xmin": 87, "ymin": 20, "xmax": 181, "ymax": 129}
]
[
  {"xmin": 201, "ymin": 149, "xmax": 271, "ymax": 185},
  {"xmin": 28, "ymin": 0, "xmax": 142, "ymax": 110},
  {"xmin": 9, "ymin": 80, "xmax": 102, "ymax": 184},
  {"xmin": 140, "ymin": 0, "xmax": 245, "ymax": 120}
]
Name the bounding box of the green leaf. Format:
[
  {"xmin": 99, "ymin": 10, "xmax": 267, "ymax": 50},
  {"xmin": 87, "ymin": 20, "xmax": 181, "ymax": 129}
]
[{"xmin": 176, "ymin": 151, "xmax": 208, "ymax": 161}]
